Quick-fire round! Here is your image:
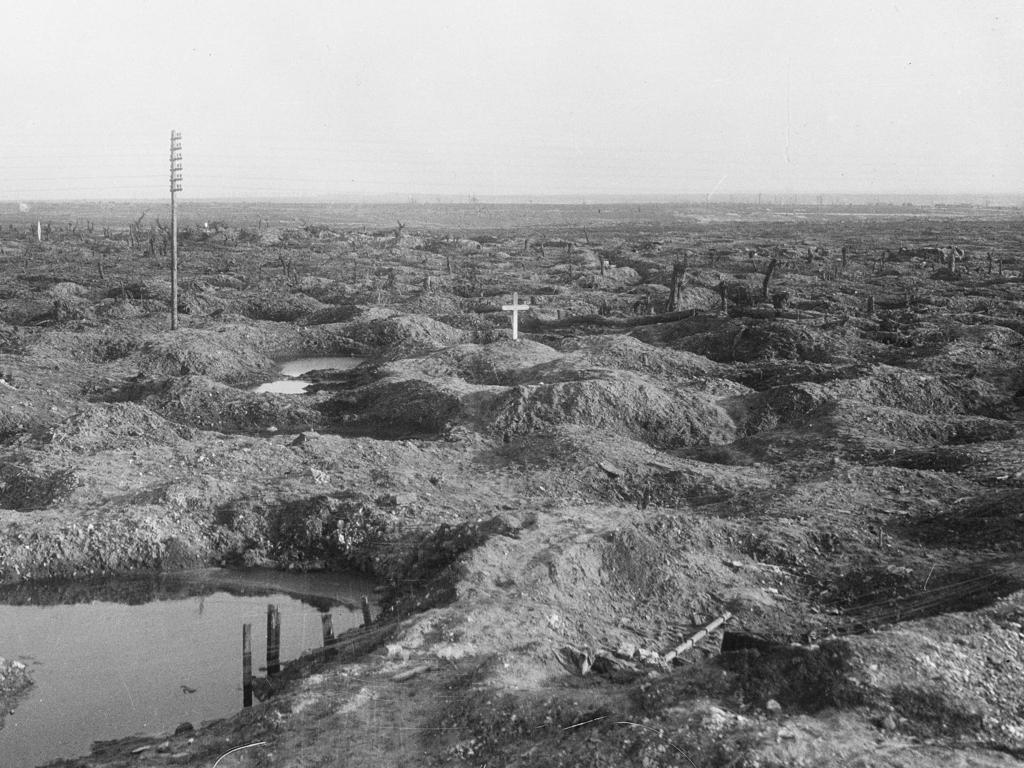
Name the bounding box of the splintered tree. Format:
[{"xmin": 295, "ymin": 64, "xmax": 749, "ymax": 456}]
[
  {"xmin": 761, "ymin": 258, "xmax": 778, "ymax": 300},
  {"xmin": 668, "ymin": 258, "xmax": 688, "ymax": 311},
  {"xmin": 127, "ymin": 210, "xmax": 149, "ymax": 250}
]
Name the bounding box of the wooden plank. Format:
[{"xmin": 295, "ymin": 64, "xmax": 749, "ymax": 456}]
[{"xmin": 663, "ymin": 611, "xmax": 733, "ymax": 664}]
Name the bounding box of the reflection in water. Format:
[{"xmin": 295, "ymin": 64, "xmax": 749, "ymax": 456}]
[
  {"xmin": 253, "ymin": 378, "xmax": 312, "ymax": 394},
  {"xmin": 0, "ymin": 569, "xmax": 376, "ymax": 768},
  {"xmin": 251, "ymin": 356, "xmax": 363, "ymax": 395}
]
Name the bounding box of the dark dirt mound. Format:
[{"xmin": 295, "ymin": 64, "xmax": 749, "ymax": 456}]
[
  {"xmin": 822, "ymin": 365, "xmax": 1009, "ymax": 417},
  {"xmin": 629, "ymin": 313, "xmax": 735, "ymax": 346},
  {"xmin": 553, "ymin": 334, "xmax": 719, "ymax": 380},
  {"xmin": 324, "ymin": 376, "xmax": 503, "ymax": 437},
  {"xmin": 0, "ymin": 462, "xmax": 80, "ymax": 510},
  {"xmin": 910, "ymin": 323, "xmax": 1024, "ymax": 393},
  {"xmin": 46, "ymin": 403, "xmax": 193, "ymax": 452},
  {"xmin": 0, "ymin": 384, "xmax": 79, "ymax": 442},
  {"xmin": 496, "ymin": 370, "xmax": 736, "ymax": 448},
  {"xmin": 675, "ymin": 284, "xmax": 725, "ymax": 311},
  {"xmin": 380, "ymin": 339, "xmax": 562, "ymax": 385},
  {"xmin": 114, "ymin": 278, "xmax": 226, "ymax": 316},
  {"xmin": 144, "ymin": 375, "xmax": 322, "ymax": 433},
  {"xmin": 902, "ymin": 490, "xmax": 1024, "ymax": 551},
  {"xmin": 487, "ymin": 424, "xmax": 770, "ymax": 506},
  {"xmin": 728, "ymin": 366, "xmax": 1015, "ymax": 448},
  {"xmin": 573, "ymin": 266, "xmax": 641, "ymax": 288},
  {"xmin": 343, "ymin": 308, "xmax": 471, "ymax": 354},
  {"xmin": 129, "ymin": 329, "xmax": 278, "ymax": 383},
  {"xmin": 676, "ymin": 319, "xmax": 876, "ymax": 364},
  {"xmin": 733, "ymin": 389, "xmax": 1017, "ymax": 455},
  {"xmin": 235, "ymin": 291, "xmax": 329, "ymax": 322}
]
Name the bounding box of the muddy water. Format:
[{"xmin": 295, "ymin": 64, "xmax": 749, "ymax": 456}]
[
  {"xmin": 252, "ymin": 356, "xmax": 363, "ymax": 394},
  {"xmin": 0, "ymin": 568, "xmax": 377, "ymax": 768}
]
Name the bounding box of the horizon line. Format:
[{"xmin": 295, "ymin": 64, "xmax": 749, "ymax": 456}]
[{"xmin": 1, "ymin": 192, "xmax": 1022, "ymax": 205}]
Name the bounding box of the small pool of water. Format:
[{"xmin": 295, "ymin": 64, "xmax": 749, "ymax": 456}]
[
  {"xmin": 0, "ymin": 568, "xmax": 377, "ymax": 768},
  {"xmin": 252, "ymin": 356, "xmax": 363, "ymax": 394}
]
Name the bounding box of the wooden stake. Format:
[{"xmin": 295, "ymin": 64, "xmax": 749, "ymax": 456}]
[
  {"xmin": 266, "ymin": 604, "xmax": 281, "ymax": 676},
  {"xmin": 663, "ymin": 611, "xmax": 733, "ymax": 664},
  {"xmin": 321, "ymin": 613, "xmax": 335, "ymax": 645},
  {"xmin": 361, "ymin": 596, "xmax": 372, "ymax": 627},
  {"xmin": 242, "ymin": 623, "xmax": 253, "ymax": 708}
]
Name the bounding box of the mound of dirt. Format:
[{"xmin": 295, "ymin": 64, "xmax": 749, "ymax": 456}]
[
  {"xmin": 0, "ymin": 462, "xmax": 80, "ymax": 511},
  {"xmin": 47, "ymin": 403, "xmax": 192, "ymax": 452},
  {"xmin": 0, "ymin": 296, "xmax": 66, "ymax": 324},
  {"xmin": 630, "ymin": 313, "xmax": 737, "ymax": 347},
  {"xmin": 573, "ymin": 266, "xmax": 641, "ymax": 288},
  {"xmin": 294, "ymin": 275, "xmax": 337, "ymax": 298},
  {"xmin": 92, "ymin": 297, "xmax": 168, "ymax": 320},
  {"xmin": 677, "ymin": 319, "xmax": 873, "ymax": 364},
  {"xmin": 325, "ymin": 376, "xmax": 504, "ymax": 436},
  {"xmin": 496, "ymin": 370, "xmax": 736, "ymax": 448},
  {"xmin": 822, "ymin": 365, "xmax": 1008, "ymax": 417},
  {"xmin": 144, "ymin": 375, "xmax": 321, "ymax": 433},
  {"xmin": 344, "ymin": 308, "xmax": 471, "ymax": 353},
  {"xmin": 912, "ymin": 324, "xmax": 1024, "ymax": 393},
  {"xmin": 491, "ymin": 424, "xmax": 769, "ymax": 506},
  {"xmin": 817, "ymin": 401, "xmax": 1017, "ymax": 449},
  {"xmin": 674, "ymin": 284, "xmax": 723, "ymax": 311},
  {"xmin": 729, "ymin": 364, "xmax": 1014, "ymax": 444},
  {"xmin": 731, "ymin": 382, "xmax": 1017, "ymax": 452},
  {"xmin": 380, "ymin": 339, "xmax": 563, "ymax": 385},
  {"xmin": 109, "ymin": 279, "xmax": 227, "ymax": 316},
  {"xmin": 905, "ymin": 489, "xmax": 1024, "ymax": 551},
  {"xmin": 46, "ymin": 281, "xmax": 90, "ymax": 301},
  {"xmin": 0, "ymin": 385, "xmax": 78, "ymax": 442},
  {"xmin": 555, "ymin": 334, "xmax": 719, "ymax": 380},
  {"xmin": 130, "ymin": 330, "xmax": 277, "ymax": 383},
  {"xmin": 834, "ymin": 604, "xmax": 1024, "ymax": 744},
  {"xmin": 235, "ymin": 291, "xmax": 329, "ymax": 322}
]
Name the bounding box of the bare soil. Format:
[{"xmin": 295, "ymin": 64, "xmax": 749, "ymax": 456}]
[{"xmin": 1, "ymin": 201, "xmax": 1023, "ymax": 766}]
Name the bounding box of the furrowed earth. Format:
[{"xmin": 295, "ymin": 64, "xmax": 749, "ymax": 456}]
[{"xmin": 1, "ymin": 201, "xmax": 1023, "ymax": 767}]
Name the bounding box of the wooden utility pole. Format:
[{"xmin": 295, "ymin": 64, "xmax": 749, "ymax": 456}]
[{"xmin": 169, "ymin": 130, "xmax": 183, "ymax": 330}]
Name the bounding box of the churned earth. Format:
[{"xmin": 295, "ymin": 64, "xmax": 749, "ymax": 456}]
[{"xmin": 0, "ymin": 201, "xmax": 1023, "ymax": 766}]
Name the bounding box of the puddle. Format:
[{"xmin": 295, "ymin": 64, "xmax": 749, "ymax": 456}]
[
  {"xmin": 0, "ymin": 568, "xmax": 377, "ymax": 768},
  {"xmin": 252, "ymin": 356, "xmax": 363, "ymax": 394}
]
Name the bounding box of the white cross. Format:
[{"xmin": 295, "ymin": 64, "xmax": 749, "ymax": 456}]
[{"xmin": 501, "ymin": 291, "xmax": 531, "ymax": 341}]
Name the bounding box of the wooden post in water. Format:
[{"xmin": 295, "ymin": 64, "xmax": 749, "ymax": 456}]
[
  {"xmin": 267, "ymin": 604, "xmax": 281, "ymax": 676},
  {"xmin": 321, "ymin": 613, "xmax": 335, "ymax": 645},
  {"xmin": 361, "ymin": 596, "xmax": 372, "ymax": 627},
  {"xmin": 242, "ymin": 623, "xmax": 253, "ymax": 708}
]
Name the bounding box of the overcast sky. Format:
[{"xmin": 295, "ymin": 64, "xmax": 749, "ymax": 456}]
[{"xmin": 0, "ymin": 1, "xmax": 1021, "ymax": 199}]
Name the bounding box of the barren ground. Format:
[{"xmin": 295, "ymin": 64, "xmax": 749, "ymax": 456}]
[{"xmin": 1, "ymin": 201, "xmax": 1023, "ymax": 767}]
